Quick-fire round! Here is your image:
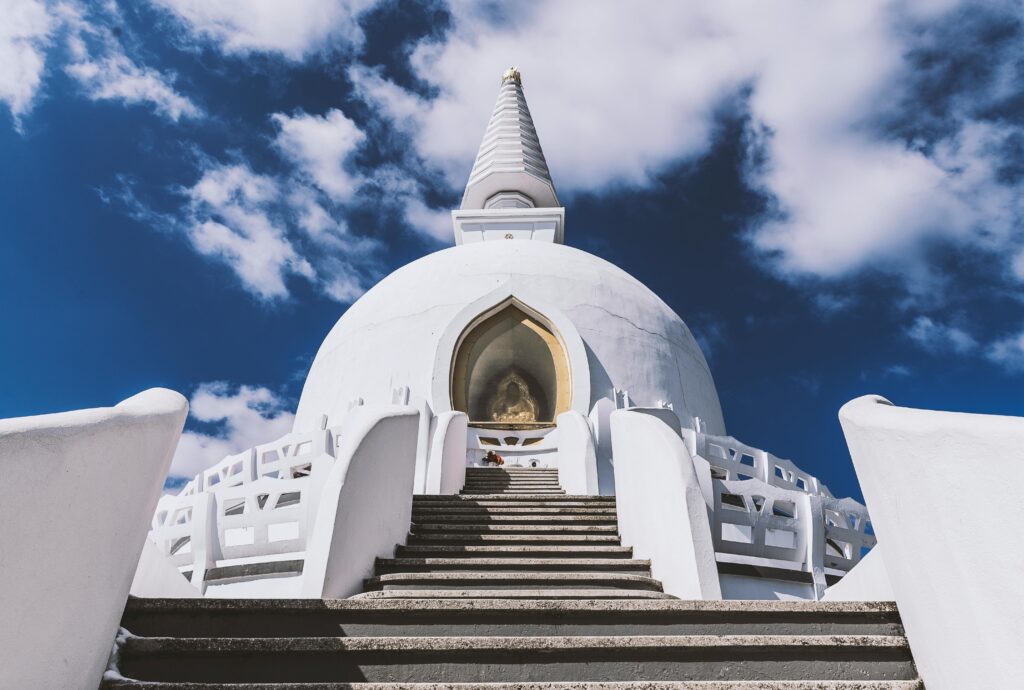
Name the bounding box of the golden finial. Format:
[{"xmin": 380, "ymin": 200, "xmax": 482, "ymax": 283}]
[{"xmin": 501, "ymin": 66, "xmax": 521, "ymax": 86}]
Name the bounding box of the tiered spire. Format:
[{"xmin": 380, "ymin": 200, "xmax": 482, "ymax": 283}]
[
  {"xmin": 461, "ymin": 67, "xmax": 559, "ymax": 210},
  {"xmin": 452, "ymin": 68, "xmax": 565, "ymax": 245}
]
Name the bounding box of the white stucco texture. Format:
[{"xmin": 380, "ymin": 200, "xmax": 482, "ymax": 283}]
[
  {"xmin": 822, "ymin": 545, "xmax": 893, "ymax": 602},
  {"xmin": 295, "ymin": 240, "xmax": 724, "ymax": 436},
  {"xmin": 840, "ymin": 395, "xmax": 1024, "ymax": 690},
  {"xmin": 302, "ymin": 404, "xmax": 421, "ymax": 598},
  {"xmin": 0, "ymin": 389, "xmax": 188, "ymax": 690},
  {"xmin": 610, "ymin": 408, "xmax": 721, "ymax": 599}
]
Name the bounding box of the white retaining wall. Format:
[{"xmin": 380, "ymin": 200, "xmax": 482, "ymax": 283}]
[
  {"xmin": 840, "ymin": 395, "xmax": 1024, "ymax": 690},
  {"xmin": 610, "ymin": 408, "xmax": 721, "ymax": 599},
  {"xmin": 0, "ymin": 389, "xmax": 187, "ymax": 690}
]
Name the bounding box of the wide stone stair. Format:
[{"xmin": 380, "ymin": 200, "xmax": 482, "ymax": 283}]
[
  {"xmin": 357, "ymin": 467, "xmax": 667, "ymax": 600},
  {"xmin": 103, "ymin": 467, "xmax": 921, "ymax": 688}
]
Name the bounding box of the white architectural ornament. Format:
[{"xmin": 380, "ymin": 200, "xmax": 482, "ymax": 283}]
[{"xmin": 453, "ymin": 68, "xmax": 565, "ymax": 244}]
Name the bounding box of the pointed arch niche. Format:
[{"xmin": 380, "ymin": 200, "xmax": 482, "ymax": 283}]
[{"xmin": 451, "ymin": 303, "xmax": 570, "ymax": 426}]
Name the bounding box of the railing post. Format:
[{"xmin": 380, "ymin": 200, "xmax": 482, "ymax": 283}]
[
  {"xmin": 803, "ymin": 492, "xmax": 827, "ymax": 600},
  {"xmin": 189, "ymin": 492, "xmax": 217, "ymax": 595}
]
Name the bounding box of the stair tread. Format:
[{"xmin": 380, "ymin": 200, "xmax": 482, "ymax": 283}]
[
  {"xmin": 407, "ymin": 534, "xmax": 622, "ymax": 542},
  {"xmin": 377, "ymin": 558, "xmax": 650, "ymax": 568},
  {"xmin": 415, "ymin": 495, "xmax": 615, "ymax": 502},
  {"xmin": 121, "ymin": 633, "xmax": 910, "ymax": 653},
  {"xmin": 104, "ymin": 680, "xmax": 925, "ymax": 690},
  {"xmin": 395, "ymin": 546, "xmax": 634, "ymax": 555},
  {"xmin": 351, "ymin": 589, "xmax": 680, "ymax": 600},
  {"xmin": 366, "ymin": 573, "xmax": 664, "ymax": 588}
]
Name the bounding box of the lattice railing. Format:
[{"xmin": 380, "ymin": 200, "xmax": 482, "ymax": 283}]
[
  {"xmin": 682, "ymin": 428, "xmax": 876, "ymax": 597},
  {"xmin": 150, "ymin": 427, "xmax": 336, "ymax": 582}
]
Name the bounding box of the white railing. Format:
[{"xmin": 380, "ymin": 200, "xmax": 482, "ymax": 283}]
[
  {"xmin": 149, "ymin": 425, "xmax": 336, "ymax": 590},
  {"xmin": 682, "ymin": 428, "xmax": 875, "ymax": 598},
  {"xmin": 465, "ymin": 425, "xmax": 557, "ymax": 466}
]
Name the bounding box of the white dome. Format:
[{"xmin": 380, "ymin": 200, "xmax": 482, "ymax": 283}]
[{"xmin": 294, "ymin": 240, "xmax": 725, "ymax": 435}]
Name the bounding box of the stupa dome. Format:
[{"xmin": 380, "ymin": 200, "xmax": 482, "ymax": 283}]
[{"xmin": 294, "ymin": 239, "xmax": 725, "ymax": 436}]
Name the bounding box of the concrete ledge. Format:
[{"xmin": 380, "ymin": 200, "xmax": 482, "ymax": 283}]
[
  {"xmin": 104, "ymin": 681, "xmax": 924, "ymax": 690},
  {"xmin": 122, "ymin": 634, "xmax": 909, "ymax": 654},
  {"xmin": 125, "ymin": 597, "xmax": 899, "ymax": 614}
]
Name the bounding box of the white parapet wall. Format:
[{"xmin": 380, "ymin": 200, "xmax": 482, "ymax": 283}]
[
  {"xmin": 425, "ymin": 411, "xmax": 468, "ymax": 495},
  {"xmin": 840, "ymin": 395, "xmax": 1024, "ymax": 690},
  {"xmin": 555, "ymin": 410, "xmax": 599, "ymax": 495},
  {"xmin": 610, "ymin": 408, "xmax": 722, "ymax": 599},
  {"xmin": 303, "ymin": 404, "xmax": 420, "ymax": 598},
  {"xmin": 0, "ymin": 389, "xmax": 187, "ymax": 690}
]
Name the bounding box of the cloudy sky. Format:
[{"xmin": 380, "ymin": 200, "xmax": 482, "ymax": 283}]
[{"xmin": 2, "ymin": 0, "xmax": 1022, "ymax": 497}]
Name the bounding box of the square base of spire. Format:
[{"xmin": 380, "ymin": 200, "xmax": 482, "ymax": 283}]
[{"xmin": 452, "ymin": 207, "xmax": 565, "ymax": 245}]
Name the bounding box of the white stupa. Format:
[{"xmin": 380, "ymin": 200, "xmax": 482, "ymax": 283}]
[{"xmin": 7, "ymin": 68, "xmax": 1020, "ymax": 690}]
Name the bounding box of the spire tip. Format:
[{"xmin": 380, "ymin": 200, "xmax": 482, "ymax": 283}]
[{"xmin": 501, "ymin": 66, "xmax": 521, "ymax": 86}]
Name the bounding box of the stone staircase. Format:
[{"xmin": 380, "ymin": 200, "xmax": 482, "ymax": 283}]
[
  {"xmin": 357, "ymin": 467, "xmax": 667, "ymax": 600},
  {"xmin": 103, "ymin": 467, "xmax": 922, "ymax": 688}
]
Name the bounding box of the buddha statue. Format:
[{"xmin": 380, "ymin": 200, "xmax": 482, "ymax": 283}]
[{"xmin": 487, "ymin": 371, "xmax": 541, "ymax": 424}]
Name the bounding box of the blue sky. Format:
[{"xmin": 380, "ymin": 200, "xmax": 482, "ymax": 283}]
[{"xmin": 2, "ymin": 0, "xmax": 1022, "ymax": 499}]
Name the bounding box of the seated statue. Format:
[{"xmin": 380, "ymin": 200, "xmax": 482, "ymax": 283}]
[{"xmin": 488, "ymin": 371, "xmax": 540, "ymax": 423}]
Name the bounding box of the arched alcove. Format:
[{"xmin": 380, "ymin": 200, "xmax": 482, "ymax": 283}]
[{"xmin": 451, "ymin": 303, "xmax": 570, "ymax": 427}]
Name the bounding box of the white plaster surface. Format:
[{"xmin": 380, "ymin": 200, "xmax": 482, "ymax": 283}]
[
  {"xmin": 0, "ymin": 389, "xmax": 187, "ymax": 690},
  {"xmin": 130, "ymin": 537, "xmax": 198, "ymax": 598},
  {"xmin": 425, "ymin": 411, "xmax": 468, "ymax": 495},
  {"xmin": 840, "ymin": 395, "xmax": 1024, "ymax": 690},
  {"xmin": 555, "ymin": 410, "xmax": 599, "ymax": 495},
  {"xmin": 610, "ymin": 408, "xmax": 721, "ymax": 599},
  {"xmin": 302, "ymin": 405, "xmax": 420, "ymax": 598},
  {"xmin": 823, "ymin": 545, "xmax": 893, "ymax": 602},
  {"xmin": 295, "ymin": 241, "xmax": 725, "ymax": 438}
]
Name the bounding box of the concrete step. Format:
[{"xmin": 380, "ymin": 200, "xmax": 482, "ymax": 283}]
[
  {"xmin": 461, "ymin": 491, "xmax": 567, "ymax": 495},
  {"xmin": 119, "ymin": 599, "xmax": 907, "ymax": 639},
  {"xmin": 113, "ymin": 634, "xmax": 915, "ymax": 683},
  {"xmin": 410, "ymin": 523, "xmax": 619, "ymax": 534},
  {"xmin": 412, "ymin": 500, "xmax": 615, "ymax": 508},
  {"xmin": 364, "ymin": 572, "xmax": 665, "ymax": 592},
  {"xmin": 405, "ymin": 533, "xmax": 623, "ymax": 546},
  {"xmin": 351, "ymin": 589, "xmax": 679, "ymax": 600},
  {"xmin": 104, "ymin": 681, "xmax": 925, "ymax": 690},
  {"xmin": 410, "ymin": 514, "xmax": 618, "ymax": 525},
  {"xmin": 411, "ymin": 506, "xmax": 618, "ymax": 515},
  {"xmin": 394, "ymin": 545, "xmax": 635, "ymax": 558},
  {"xmin": 415, "ymin": 495, "xmax": 616, "ymax": 502},
  {"xmin": 374, "ymin": 558, "xmax": 652, "ymax": 574}
]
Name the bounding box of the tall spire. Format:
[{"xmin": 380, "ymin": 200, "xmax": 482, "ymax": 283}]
[
  {"xmin": 452, "ymin": 68, "xmax": 565, "ymax": 245},
  {"xmin": 461, "ymin": 67, "xmax": 559, "ymax": 210}
]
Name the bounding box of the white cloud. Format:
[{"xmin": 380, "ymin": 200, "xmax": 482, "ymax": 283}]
[
  {"xmin": 354, "ymin": 1, "xmax": 1022, "ymax": 289},
  {"xmin": 0, "ymin": 0, "xmax": 54, "ymax": 127},
  {"xmin": 1, "ymin": 0, "xmax": 200, "ymax": 129},
  {"xmin": 60, "ymin": 1, "xmax": 201, "ymax": 121},
  {"xmin": 273, "ymin": 109, "xmax": 365, "ymax": 201},
  {"xmin": 150, "ymin": 0, "xmax": 379, "ymax": 60},
  {"xmin": 168, "ymin": 382, "xmax": 295, "ymax": 480},
  {"xmin": 64, "ymin": 52, "xmax": 201, "ymax": 121},
  {"xmin": 182, "ymin": 163, "xmax": 315, "ymax": 300},
  {"xmin": 907, "ymin": 315, "xmax": 978, "ymax": 354},
  {"xmin": 987, "ymin": 330, "xmax": 1024, "ymax": 373}
]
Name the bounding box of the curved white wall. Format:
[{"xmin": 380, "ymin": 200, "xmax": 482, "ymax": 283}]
[
  {"xmin": 0, "ymin": 389, "xmax": 187, "ymax": 690},
  {"xmin": 610, "ymin": 408, "xmax": 721, "ymax": 599},
  {"xmin": 294, "ymin": 241, "xmax": 724, "ymax": 437},
  {"xmin": 840, "ymin": 395, "xmax": 1024, "ymax": 690},
  {"xmin": 302, "ymin": 405, "xmax": 420, "ymax": 598}
]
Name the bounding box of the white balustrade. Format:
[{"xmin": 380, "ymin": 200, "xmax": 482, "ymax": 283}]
[
  {"xmin": 465, "ymin": 426, "xmax": 557, "ymax": 466},
  {"xmin": 683, "ymin": 427, "xmax": 875, "ymax": 596},
  {"xmin": 149, "ymin": 427, "xmax": 336, "ymax": 591}
]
